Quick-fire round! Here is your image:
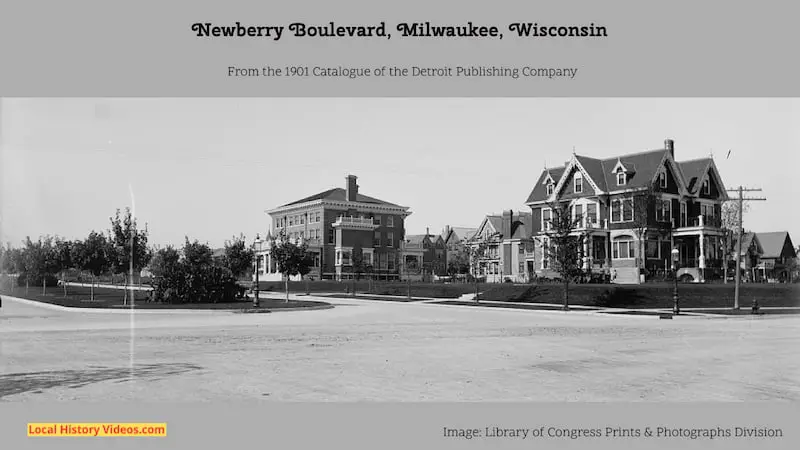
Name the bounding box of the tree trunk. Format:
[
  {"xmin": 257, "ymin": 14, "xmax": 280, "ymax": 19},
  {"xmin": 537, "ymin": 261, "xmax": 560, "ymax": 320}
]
[
  {"xmin": 352, "ymin": 275, "xmax": 356, "ymax": 297},
  {"xmin": 62, "ymin": 271, "xmax": 67, "ymax": 297},
  {"xmin": 305, "ymin": 277, "xmax": 309, "ymax": 296},
  {"xmin": 123, "ymin": 273, "xmax": 128, "ymax": 305},
  {"xmin": 90, "ymin": 275, "xmax": 95, "ymax": 301},
  {"xmin": 43, "ymin": 277, "xmax": 46, "ymax": 295},
  {"xmin": 563, "ymin": 279, "xmax": 570, "ymax": 310},
  {"xmin": 474, "ymin": 280, "xmax": 479, "ymax": 303},
  {"xmin": 285, "ymin": 275, "xmax": 289, "ymax": 302}
]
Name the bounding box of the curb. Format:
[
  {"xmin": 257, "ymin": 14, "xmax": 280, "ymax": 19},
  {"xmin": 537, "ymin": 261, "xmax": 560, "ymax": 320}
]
[{"xmin": 0, "ymin": 295, "xmax": 333, "ymax": 315}]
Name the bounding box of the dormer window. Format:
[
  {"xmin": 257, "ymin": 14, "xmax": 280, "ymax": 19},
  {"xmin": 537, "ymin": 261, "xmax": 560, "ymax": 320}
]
[
  {"xmin": 617, "ymin": 171, "xmax": 626, "ymax": 186},
  {"xmin": 574, "ymin": 173, "xmax": 583, "ymax": 193},
  {"xmin": 701, "ymin": 178, "xmax": 710, "ymax": 195},
  {"xmin": 546, "ymin": 182, "xmax": 554, "ymax": 196}
]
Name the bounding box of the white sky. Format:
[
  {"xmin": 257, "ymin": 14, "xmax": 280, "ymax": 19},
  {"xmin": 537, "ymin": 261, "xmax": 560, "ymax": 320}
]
[{"xmin": 1, "ymin": 98, "xmax": 798, "ymax": 249}]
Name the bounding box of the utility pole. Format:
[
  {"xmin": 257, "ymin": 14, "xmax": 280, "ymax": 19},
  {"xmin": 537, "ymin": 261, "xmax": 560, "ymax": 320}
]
[{"xmin": 727, "ymin": 186, "xmax": 767, "ymax": 310}]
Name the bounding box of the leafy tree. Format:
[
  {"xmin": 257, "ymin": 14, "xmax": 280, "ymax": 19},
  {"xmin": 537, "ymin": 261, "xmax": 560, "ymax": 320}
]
[
  {"xmin": 466, "ymin": 238, "xmax": 490, "ymax": 302},
  {"xmin": 721, "ymin": 200, "xmax": 750, "ymax": 283},
  {"xmin": 447, "ymin": 248, "xmax": 470, "ymax": 281},
  {"xmin": 108, "ymin": 208, "xmax": 152, "ymax": 303},
  {"xmin": 73, "ymin": 231, "xmax": 111, "ymax": 301},
  {"xmin": 148, "ymin": 245, "xmax": 181, "ymax": 279},
  {"xmin": 631, "ymin": 182, "xmax": 661, "ymax": 271},
  {"xmin": 350, "ymin": 245, "xmax": 366, "ymax": 297},
  {"xmin": 53, "ymin": 237, "xmax": 74, "ymax": 297},
  {"xmin": 541, "ymin": 201, "xmax": 586, "ymax": 311},
  {"xmin": 270, "ymin": 231, "xmax": 313, "ymax": 302},
  {"xmin": 223, "ymin": 234, "xmax": 255, "ymax": 280},
  {"xmin": 182, "ymin": 237, "xmax": 214, "ymax": 271}
]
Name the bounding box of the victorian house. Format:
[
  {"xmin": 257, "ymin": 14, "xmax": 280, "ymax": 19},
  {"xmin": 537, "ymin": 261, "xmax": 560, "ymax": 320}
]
[
  {"xmin": 525, "ymin": 139, "xmax": 728, "ymax": 284},
  {"xmin": 468, "ymin": 210, "xmax": 535, "ymax": 283},
  {"xmin": 253, "ymin": 175, "xmax": 412, "ymax": 281}
]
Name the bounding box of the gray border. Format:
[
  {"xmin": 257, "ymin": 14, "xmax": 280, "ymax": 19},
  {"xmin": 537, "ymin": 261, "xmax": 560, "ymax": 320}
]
[{"xmin": 1, "ymin": 0, "xmax": 800, "ymax": 96}]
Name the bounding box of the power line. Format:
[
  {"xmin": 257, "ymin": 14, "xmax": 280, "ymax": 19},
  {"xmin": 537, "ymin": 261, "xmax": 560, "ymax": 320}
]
[{"xmin": 726, "ymin": 186, "xmax": 767, "ymax": 310}]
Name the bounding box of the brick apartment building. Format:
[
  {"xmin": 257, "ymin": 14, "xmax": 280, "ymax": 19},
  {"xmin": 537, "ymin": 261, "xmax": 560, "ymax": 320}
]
[
  {"xmin": 253, "ymin": 175, "xmax": 412, "ymax": 281},
  {"xmin": 525, "ymin": 139, "xmax": 729, "ymax": 284}
]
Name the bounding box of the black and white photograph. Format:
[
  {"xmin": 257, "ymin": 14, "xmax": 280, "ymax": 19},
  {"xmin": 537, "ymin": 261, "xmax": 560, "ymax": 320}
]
[{"xmin": 1, "ymin": 98, "xmax": 798, "ymax": 402}]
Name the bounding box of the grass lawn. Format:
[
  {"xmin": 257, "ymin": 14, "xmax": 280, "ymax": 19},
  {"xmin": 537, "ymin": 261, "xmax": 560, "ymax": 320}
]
[
  {"xmin": 320, "ymin": 294, "xmax": 430, "ymax": 302},
  {"xmin": 431, "ymin": 300, "xmax": 602, "ymax": 311},
  {"xmin": 478, "ymin": 283, "xmax": 800, "ymax": 309},
  {"xmin": 0, "ymin": 285, "xmax": 329, "ymax": 310},
  {"xmin": 253, "ymin": 280, "xmax": 475, "ymax": 299}
]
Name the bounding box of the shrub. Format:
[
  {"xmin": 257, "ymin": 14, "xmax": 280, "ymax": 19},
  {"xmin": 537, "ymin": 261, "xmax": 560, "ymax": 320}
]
[{"xmin": 16, "ymin": 272, "xmax": 59, "ymax": 288}]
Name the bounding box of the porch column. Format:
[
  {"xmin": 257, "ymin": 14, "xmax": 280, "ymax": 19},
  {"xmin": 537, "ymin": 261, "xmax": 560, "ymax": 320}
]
[
  {"xmin": 583, "ymin": 236, "xmax": 591, "ymax": 270},
  {"xmin": 699, "ymin": 233, "xmax": 706, "ymax": 269}
]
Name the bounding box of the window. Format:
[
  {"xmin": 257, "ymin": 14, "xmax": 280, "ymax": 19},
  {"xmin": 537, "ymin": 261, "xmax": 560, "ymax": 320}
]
[
  {"xmin": 542, "ymin": 208, "xmax": 552, "ymax": 230},
  {"xmin": 387, "ymin": 216, "xmax": 394, "ymax": 227},
  {"xmin": 658, "ymin": 169, "xmax": 667, "ymax": 189},
  {"xmin": 617, "ymin": 171, "xmax": 626, "ymax": 186},
  {"xmin": 574, "ymin": 204, "xmax": 584, "ymax": 226},
  {"xmin": 656, "ymin": 199, "xmax": 672, "ymax": 223},
  {"xmin": 701, "ymin": 203, "xmax": 715, "ymax": 224},
  {"xmin": 299, "ymin": 231, "xmax": 304, "ymax": 239},
  {"xmin": 702, "ymin": 178, "xmax": 710, "ymax": 195},
  {"xmin": 612, "ymin": 199, "xmax": 633, "ymax": 222},
  {"xmin": 363, "ymin": 252, "xmax": 372, "ymax": 266},
  {"xmin": 341, "ymin": 251, "xmax": 351, "ymax": 266},
  {"xmin": 374, "ymin": 216, "xmax": 382, "ymax": 226},
  {"xmin": 612, "ymin": 237, "xmax": 636, "ymax": 259},
  {"xmin": 300, "ymin": 215, "xmax": 305, "ymax": 225},
  {"xmin": 289, "ymin": 217, "xmax": 294, "ymax": 226},
  {"xmin": 680, "ymin": 202, "xmax": 687, "ymax": 227},
  {"xmin": 387, "ymin": 232, "xmax": 394, "ymax": 247},
  {"xmin": 586, "ymin": 203, "xmax": 597, "ymax": 225},
  {"xmin": 546, "ymin": 182, "xmax": 554, "ymax": 196},
  {"xmin": 646, "ymin": 240, "xmax": 660, "ymax": 259},
  {"xmin": 574, "ymin": 174, "xmax": 583, "ymax": 193},
  {"xmin": 387, "ymin": 252, "xmax": 395, "ymax": 271},
  {"xmin": 622, "ymin": 198, "xmax": 634, "ymax": 221},
  {"xmin": 373, "ymin": 231, "xmax": 381, "ymax": 247},
  {"xmin": 315, "ymin": 212, "xmax": 321, "ymax": 223},
  {"xmin": 328, "ymin": 228, "xmax": 334, "ymax": 244}
]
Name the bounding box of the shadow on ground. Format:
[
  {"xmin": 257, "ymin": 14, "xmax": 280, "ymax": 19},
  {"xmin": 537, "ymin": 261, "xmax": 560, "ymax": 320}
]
[{"xmin": 0, "ymin": 363, "xmax": 202, "ymax": 398}]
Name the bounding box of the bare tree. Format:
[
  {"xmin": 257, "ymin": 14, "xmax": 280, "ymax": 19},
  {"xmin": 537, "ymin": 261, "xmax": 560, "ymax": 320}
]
[
  {"xmin": 630, "ymin": 182, "xmax": 661, "ymax": 271},
  {"xmin": 541, "ymin": 201, "xmax": 586, "ymax": 310},
  {"xmin": 466, "ymin": 237, "xmax": 491, "ymax": 303},
  {"xmin": 720, "ymin": 200, "xmax": 750, "ymax": 283}
]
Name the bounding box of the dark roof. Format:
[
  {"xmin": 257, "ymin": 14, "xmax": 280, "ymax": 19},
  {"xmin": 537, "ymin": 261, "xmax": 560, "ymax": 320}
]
[
  {"xmin": 733, "ymin": 232, "xmax": 759, "ymax": 256},
  {"xmin": 443, "ymin": 227, "xmax": 477, "ymax": 243},
  {"xmin": 757, "ymin": 231, "xmax": 795, "ymax": 259},
  {"xmin": 281, "ymin": 187, "xmax": 402, "ymax": 208},
  {"xmin": 510, "ymin": 212, "xmax": 533, "ymax": 240},
  {"xmin": 525, "ymin": 167, "xmax": 565, "ymax": 204},
  {"xmin": 526, "ymin": 145, "xmax": 721, "ymax": 204},
  {"xmin": 405, "ymin": 235, "xmax": 427, "ymax": 245},
  {"xmin": 678, "ymin": 158, "xmax": 712, "ymax": 193}
]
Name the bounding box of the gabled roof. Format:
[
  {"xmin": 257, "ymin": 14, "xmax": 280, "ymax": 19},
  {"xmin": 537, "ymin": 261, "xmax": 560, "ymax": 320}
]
[
  {"xmin": 678, "ymin": 158, "xmax": 712, "ymax": 193},
  {"xmin": 732, "ymin": 232, "xmax": 761, "ymax": 256},
  {"xmin": 526, "ymin": 143, "xmax": 727, "ymax": 204},
  {"xmin": 281, "ymin": 188, "xmax": 402, "ymax": 208},
  {"xmin": 443, "ymin": 227, "xmax": 478, "ymax": 244},
  {"xmin": 404, "ymin": 234, "xmax": 428, "ymax": 245},
  {"xmin": 525, "ymin": 167, "xmax": 565, "ymax": 203},
  {"xmin": 757, "ymin": 231, "xmax": 796, "ymax": 259}
]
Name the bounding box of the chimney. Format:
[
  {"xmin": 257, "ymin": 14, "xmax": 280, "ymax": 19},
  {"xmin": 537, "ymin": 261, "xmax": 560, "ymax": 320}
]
[
  {"xmin": 345, "ymin": 175, "xmax": 358, "ymax": 202},
  {"xmin": 502, "ymin": 210, "xmax": 513, "ymax": 238},
  {"xmin": 426, "ymin": 227, "xmax": 430, "ymax": 236},
  {"xmin": 444, "ymin": 225, "xmax": 451, "ymax": 238},
  {"xmin": 665, "ymin": 139, "xmax": 674, "ymax": 157}
]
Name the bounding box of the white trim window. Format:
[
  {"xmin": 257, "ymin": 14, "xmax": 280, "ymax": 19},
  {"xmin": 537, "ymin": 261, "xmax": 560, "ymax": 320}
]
[
  {"xmin": 617, "ymin": 171, "xmax": 626, "ymax": 186},
  {"xmin": 586, "ymin": 203, "xmax": 598, "ymax": 225},
  {"xmin": 611, "ymin": 198, "xmax": 634, "ymax": 223},
  {"xmin": 546, "ymin": 182, "xmax": 554, "ymax": 196},
  {"xmin": 373, "ymin": 215, "xmax": 382, "ymax": 226},
  {"xmin": 612, "ymin": 236, "xmax": 636, "ymax": 260},
  {"xmin": 658, "ymin": 168, "xmax": 667, "ymax": 189},
  {"xmin": 373, "ymin": 231, "xmax": 382, "ymax": 247},
  {"xmin": 387, "ymin": 216, "xmax": 394, "ymax": 227},
  {"xmin": 387, "ymin": 231, "xmax": 394, "ymax": 247},
  {"xmin": 656, "ymin": 199, "xmax": 672, "ymax": 223},
  {"xmin": 574, "ymin": 173, "xmax": 583, "ymax": 193},
  {"xmin": 701, "ymin": 203, "xmax": 715, "ymax": 223},
  {"xmin": 542, "ymin": 208, "xmax": 552, "ymax": 230},
  {"xmin": 701, "ymin": 178, "xmax": 711, "ymax": 195},
  {"xmin": 680, "ymin": 202, "xmax": 687, "ymax": 227}
]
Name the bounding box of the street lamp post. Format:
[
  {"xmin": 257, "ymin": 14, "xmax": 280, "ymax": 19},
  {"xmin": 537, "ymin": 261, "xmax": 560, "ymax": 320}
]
[
  {"xmin": 252, "ymin": 234, "xmax": 260, "ymax": 308},
  {"xmin": 671, "ymin": 247, "xmax": 680, "ymax": 315}
]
